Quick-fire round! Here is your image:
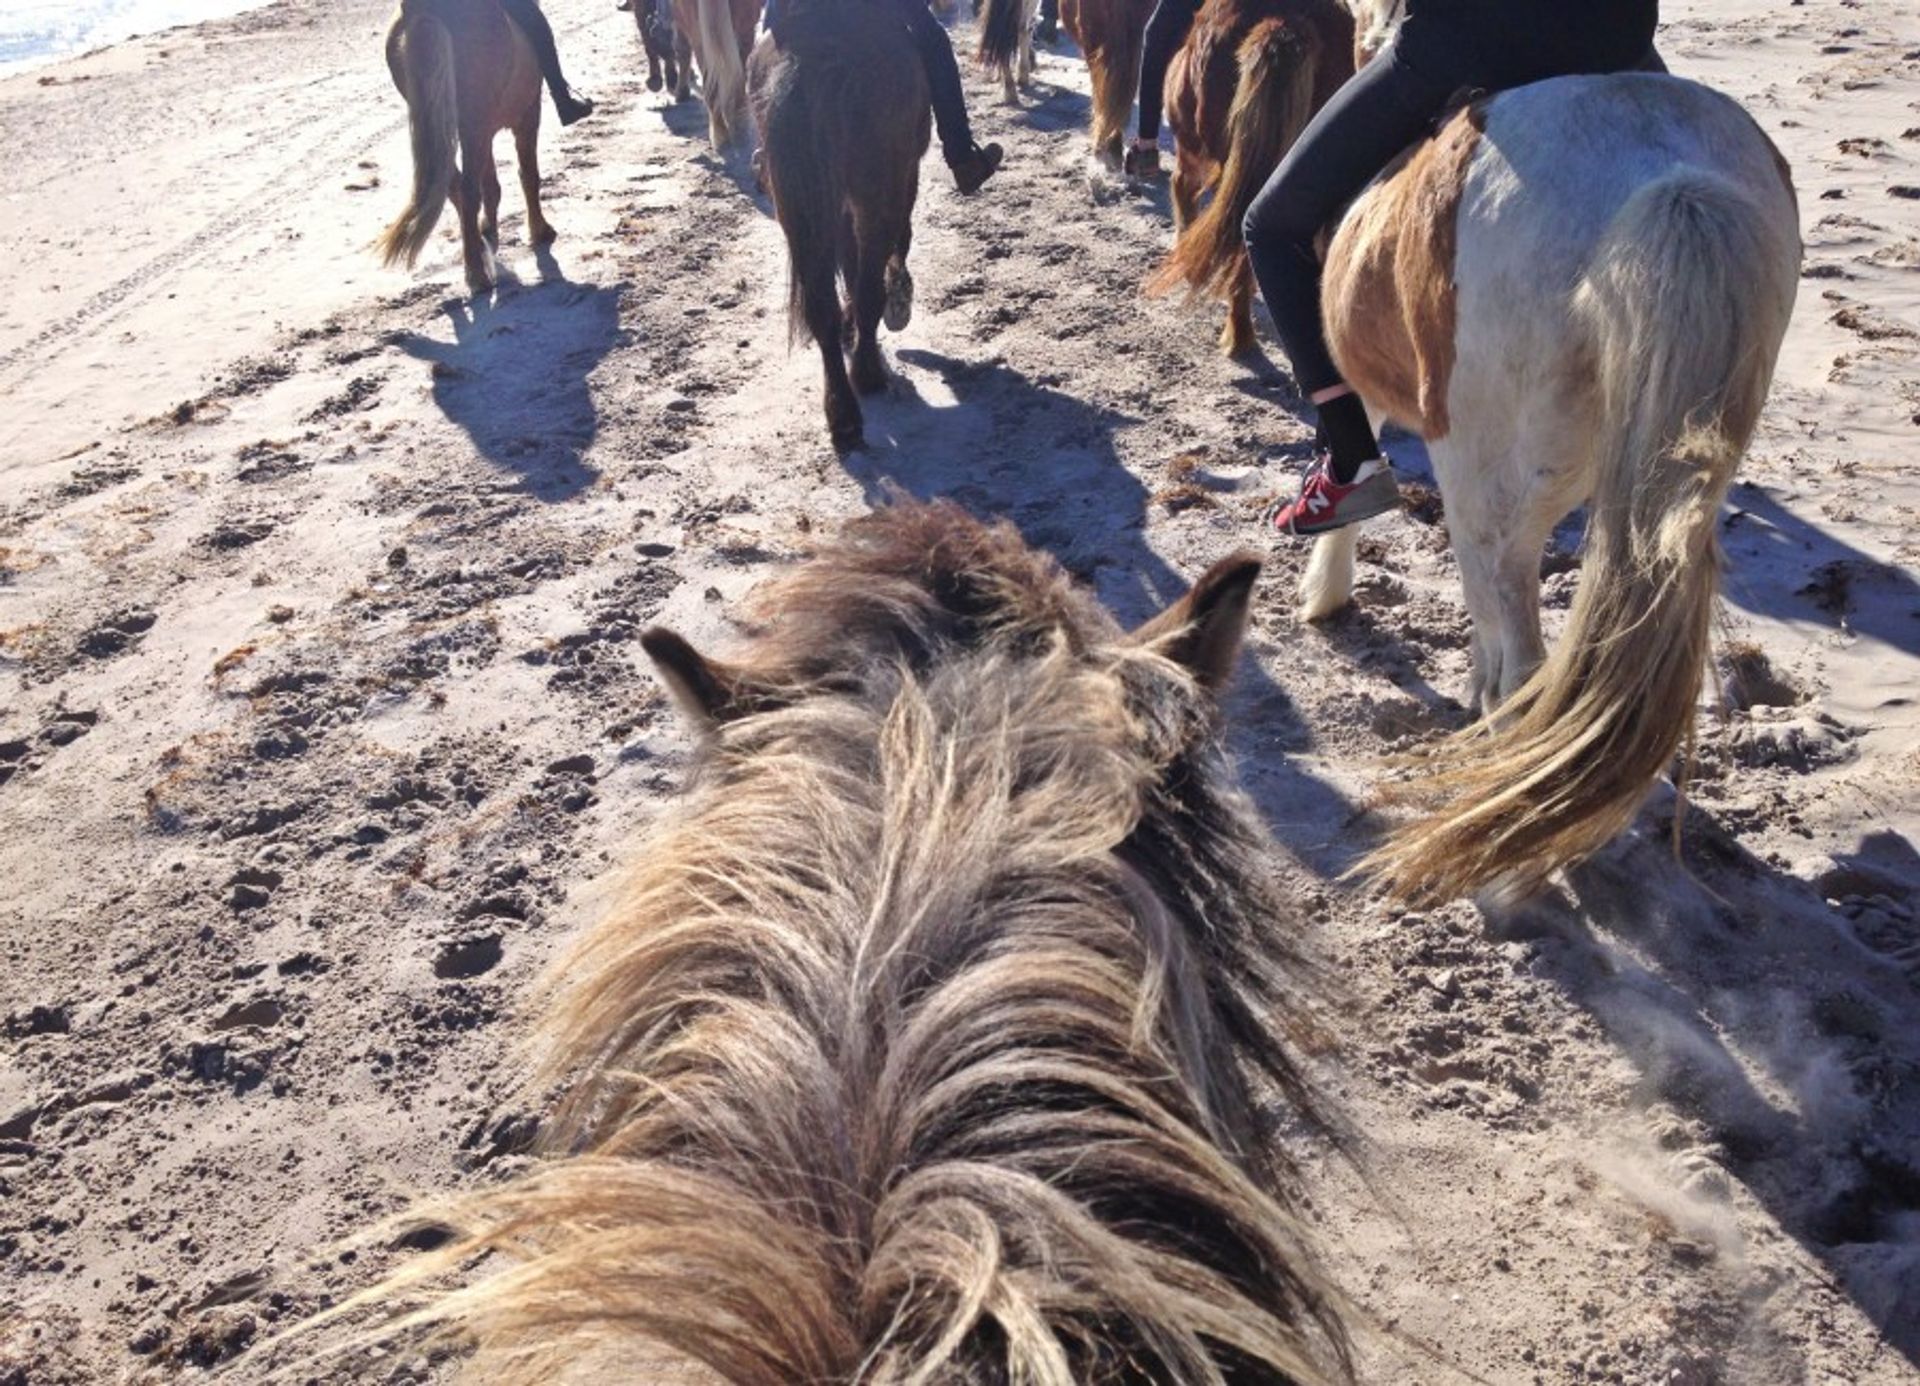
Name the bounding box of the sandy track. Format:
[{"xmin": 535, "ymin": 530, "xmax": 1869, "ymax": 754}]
[{"xmin": 1, "ymin": 0, "xmax": 1917, "ymax": 1381}]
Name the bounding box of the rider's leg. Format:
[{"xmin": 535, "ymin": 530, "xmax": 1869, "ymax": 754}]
[
  {"xmin": 1129, "ymin": 0, "xmax": 1203, "ymax": 174},
  {"xmin": 898, "ymin": 0, "xmax": 1003, "ymax": 192},
  {"xmin": 1242, "ymin": 31, "xmax": 1465, "ymax": 482},
  {"xmin": 499, "ymin": 0, "xmax": 595, "ymax": 125},
  {"xmin": 1035, "ymin": 0, "xmax": 1060, "ymax": 43}
]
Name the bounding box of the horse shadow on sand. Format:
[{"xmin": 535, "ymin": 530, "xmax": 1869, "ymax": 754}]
[
  {"xmin": 388, "ymin": 251, "xmax": 626, "ymax": 502},
  {"xmin": 845, "ymin": 346, "xmax": 1363, "ymax": 872},
  {"xmin": 1485, "ymin": 799, "xmax": 1920, "ymax": 1371}
]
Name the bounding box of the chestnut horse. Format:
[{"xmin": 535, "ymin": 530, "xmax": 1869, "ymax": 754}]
[
  {"xmin": 675, "ymin": 0, "xmax": 764, "ymax": 146},
  {"xmin": 1148, "ymin": 0, "xmax": 1351, "ymax": 354},
  {"xmin": 1304, "ymin": 0, "xmax": 1801, "ymax": 903},
  {"xmin": 751, "ymin": 0, "xmax": 929, "ymax": 449},
  {"xmin": 977, "ymin": 0, "xmax": 1039, "ymax": 105},
  {"xmin": 379, "ymin": 0, "xmax": 553, "ymax": 295},
  {"xmin": 1061, "ymin": 0, "xmax": 1153, "ymax": 172},
  {"xmin": 332, "ymin": 502, "xmax": 1354, "ymax": 1382},
  {"xmin": 633, "ymin": 0, "xmax": 692, "ymax": 102}
]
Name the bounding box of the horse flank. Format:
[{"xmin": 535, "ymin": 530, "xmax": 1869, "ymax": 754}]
[{"xmin": 328, "ymin": 503, "xmax": 1353, "ymax": 1384}]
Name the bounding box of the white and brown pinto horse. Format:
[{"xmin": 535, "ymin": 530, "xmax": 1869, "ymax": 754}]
[{"xmin": 1308, "ymin": 2, "xmax": 1801, "ymax": 903}]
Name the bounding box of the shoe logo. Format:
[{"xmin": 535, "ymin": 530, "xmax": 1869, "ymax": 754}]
[{"xmin": 1304, "ymin": 489, "xmax": 1331, "ymax": 515}]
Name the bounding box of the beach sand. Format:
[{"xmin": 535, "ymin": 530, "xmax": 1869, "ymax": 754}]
[{"xmin": 1, "ymin": 0, "xmax": 1917, "ymax": 1380}]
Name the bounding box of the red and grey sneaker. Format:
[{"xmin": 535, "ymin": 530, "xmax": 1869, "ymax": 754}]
[{"xmin": 1264, "ymin": 455, "xmax": 1401, "ymax": 536}]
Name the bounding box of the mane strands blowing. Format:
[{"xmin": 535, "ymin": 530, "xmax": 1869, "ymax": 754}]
[{"xmin": 314, "ymin": 502, "xmax": 1355, "ymax": 1384}]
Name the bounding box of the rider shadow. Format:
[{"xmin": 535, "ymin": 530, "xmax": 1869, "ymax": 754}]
[
  {"xmin": 388, "ymin": 265, "xmax": 625, "ymax": 502},
  {"xmin": 851, "ymin": 346, "xmax": 1363, "ymax": 873},
  {"xmin": 1717, "ymin": 479, "xmax": 1920, "ymax": 660},
  {"xmin": 1494, "ymin": 809, "xmax": 1920, "ymax": 1370}
]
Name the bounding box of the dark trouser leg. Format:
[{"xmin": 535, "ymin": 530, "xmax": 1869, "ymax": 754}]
[
  {"xmin": 1135, "ymin": 0, "xmax": 1202, "ymax": 143},
  {"xmin": 1242, "ymin": 37, "xmax": 1463, "ymax": 406},
  {"xmin": 899, "ymin": 0, "xmax": 973, "ymax": 162},
  {"xmin": 499, "ymin": 0, "xmax": 576, "ymax": 109},
  {"xmin": 1037, "ymin": 0, "xmax": 1058, "ymax": 36}
]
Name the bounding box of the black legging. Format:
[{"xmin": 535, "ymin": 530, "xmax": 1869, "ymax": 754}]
[
  {"xmin": 499, "ymin": 0, "xmax": 576, "ymax": 108},
  {"xmin": 897, "ymin": 0, "xmax": 977, "ymax": 164},
  {"xmin": 1136, "ymin": 0, "xmax": 1201, "ymax": 144},
  {"xmin": 1242, "ymin": 2, "xmax": 1660, "ymax": 399}
]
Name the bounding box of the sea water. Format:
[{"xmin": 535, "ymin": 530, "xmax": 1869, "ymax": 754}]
[{"xmin": 0, "ymin": 0, "xmax": 277, "ymax": 75}]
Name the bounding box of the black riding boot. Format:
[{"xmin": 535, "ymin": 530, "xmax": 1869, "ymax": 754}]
[{"xmin": 500, "ymin": 0, "xmax": 596, "ymax": 125}]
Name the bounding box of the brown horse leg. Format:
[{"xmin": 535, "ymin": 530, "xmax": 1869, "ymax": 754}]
[
  {"xmin": 1224, "ymin": 255, "xmax": 1256, "ymax": 358},
  {"xmin": 1170, "ymin": 151, "xmax": 1202, "ymax": 234},
  {"xmin": 481, "ymin": 154, "xmax": 503, "ymax": 251},
  {"xmin": 454, "ymin": 130, "xmax": 492, "ymax": 293},
  {"xmin": 515, "ymin": 108, "xmax": 556, "ymax": 247},
  {"xmin": 849, "ymin": 218, "xmax": 893, "ymax": 395}
]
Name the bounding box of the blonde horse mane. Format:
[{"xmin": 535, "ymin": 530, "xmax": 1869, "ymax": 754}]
[{"xmin": 307, "ymin": 503, "xmax": 1355, "ymax": 1384}]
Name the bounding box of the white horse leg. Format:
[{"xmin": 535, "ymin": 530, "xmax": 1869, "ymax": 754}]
[{"xmin": 1298, "ymin": 529, "xmax": 1357, "ymax": 622}]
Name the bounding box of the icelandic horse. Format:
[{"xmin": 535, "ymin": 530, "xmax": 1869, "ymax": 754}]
[
  {"xmin": 1061, "ymin": 0, "xmax": 1154, "ymax": 172},
  {"xmin": 633, "ymin": 0, "xmax": 692, "ymax": 102},
  {"xmin": 751, "ymin": 0, "xmax": 929, "ymax": 450},
  {"xmin": 674, "ymin": 0, "xmax": 764, "ymax": 146},
  {"xmin": 977, "ymin": 0, "xmax": 1040, "ymax": 105},
  {"xmin": 1148, "ymin": 0, "xmax": 1352, "ymax": 355},
  {"xmin": 328, "ymin": 502, "xmax": 1354, "ymax": 1384},
  {"xmin": 1308, "ymin": 0, "xmax": 1801, "ymax": 904},
  {"xmin": 379, "ymin": 0, "xmax": 554, "ymax": 296}
]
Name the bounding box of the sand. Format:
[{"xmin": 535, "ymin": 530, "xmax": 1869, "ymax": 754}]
[{"xmin": 0, "ymin": 0, "xmax": 1916, "ymax": 1381}]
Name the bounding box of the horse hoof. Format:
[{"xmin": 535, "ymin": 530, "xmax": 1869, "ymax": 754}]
[
  {"xmin": 883, "ymin": 265, "xmax": 913, "ymax": 333},
  {"xmin": 532, "ymin": 223, "xmax": 559, "ymax": 248},
  {"xmin": 647, "ymin": 75, "xmax": 664, "ymax": 92},
  {"xmin": 852, "ymin": 358, "xmax": 887, "ymax": 396}
]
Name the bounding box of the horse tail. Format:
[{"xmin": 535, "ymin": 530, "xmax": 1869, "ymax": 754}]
[
  {"xmin": 1364, "ymin": 167, "xmax": 1799, "ymax": 904},
  {"xmin": 978, "ymin": 0, "xmax": 1022, "ymax": 71},
  {"xmin": 762, "ymin": 61, "xmax": 844, "ymax": 347},
  {"xmin": 1087, "ymin": 0, "xmax": 1146, "ymax": 156},
  {"xmin": 378, "ymin": 7, "xmax": 458, "ymax": 270},
  {"xmin": 1149, "ymin": 19, "xmax": 1314, "ymax": 301},
  {"xmin": 694, "ymin": 0, "xmax": 748, "ymax": 144}
]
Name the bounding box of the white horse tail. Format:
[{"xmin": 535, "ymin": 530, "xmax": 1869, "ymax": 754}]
[
  {"xmin": 378, "ymin": 7, "xmax": 458, "ymax": 269},
  {"xmin": 695, "ymin": 0, "xmax": 748, "ymax": 146},
  {"xmin": 1366, "ymin": 165, "xmax": 1797, "ymax": 904}
]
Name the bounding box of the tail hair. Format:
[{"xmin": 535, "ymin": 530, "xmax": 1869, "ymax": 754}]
[
  {"xmin": 977, "ymin": 0, "xmax": 1022, "ymax": 70},
  {"xmin": 377, "ymin": 11, "xmax": 458, "ymax": 270},
  {"xmin": 1086, "ymin": 3, "xmax": 1147, "ymax": 154},
  {"xmin": 1363, "ymin": 169, "xmax": 1798, "ymax": 904},
  {"xmin": 693, "ymin": 0, "xmax": 749, "ymax": 145},
  {"xmin": 1150, "ymin": 19, "xmax": 1314, "ymax": 301}
]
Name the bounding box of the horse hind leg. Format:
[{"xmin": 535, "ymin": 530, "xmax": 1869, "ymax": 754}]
[
  {"xmin": 514, "ymin": 106, "xmax": 556, "ymax": 247},
  {"xmin": 451, "ymin": 134, "xmax": 494, "ymax": 293},
  {"xmin": 1223, "ymin": 255, "xmax": 1256, "ymax": 357},
  {"xmin": 480, "ymin": 151, "xmax": 503, "ymax": 250},
  {"xmin": 849, "ymin": 218, "xmax": 892, "ymax": 396}
]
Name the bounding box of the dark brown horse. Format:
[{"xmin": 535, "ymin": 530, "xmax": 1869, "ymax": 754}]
[
  {"xmin": 322, "ymin": 501, "xmax": 1355, "ymax": 1383},
  {"xmin": 632, "ymin": 0, "xmax": 692, "ymax": 101},
  {"xmin": 379, "ymin": 0, "xmax": 554, "ymax": 295},
  {"xmin": 1061, "ymin": 0, "xmax": 1154, "ymax": 173},
  {"xmin": 1148, "ymin": 0, "xmax": 1351, "ymax": 354},
  {"xmin": 751, "ymin": 0, "xmax": 929, "ymax": 449}
]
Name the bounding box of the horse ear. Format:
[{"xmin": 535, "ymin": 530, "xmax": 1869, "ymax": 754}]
[
  {"xmin": 640, "ymin": 628, "xmax": 771, "ymax": 726},
  {"xmin": 1130, "ymin": 553, "xmax": 1262, "ymax": 691}
]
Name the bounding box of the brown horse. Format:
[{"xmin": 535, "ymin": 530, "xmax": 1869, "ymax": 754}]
[
  {"xmin": 1149, "ymin": 0, "xmax": 1351, "ymax": 354},
  {"xmin": 633, "ymin": 0, "xmax": 692, "ymax": 102},
  {"xmin": 379, "ymin": 0, "xmax": 554, "ymax": 296},
  {"xmin": 673, "ymin": 0, "xmax": 764, "ymax": 145},
  {"xmin": 751, "ymin": 0, "xmax": 929, "ymax": 450},
  {"xmin": 328, "ymin": 501, "xmax": 1354, "ymax": 1383},
  {"xmin": 1061, "ymin": 0, "xmax": 1153, "ymax": 172}
]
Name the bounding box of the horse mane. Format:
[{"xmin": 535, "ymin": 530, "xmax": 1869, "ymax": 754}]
[{"xmin": 324, "ymin": 503, "xmax": 1354, "ymax": 1384}]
